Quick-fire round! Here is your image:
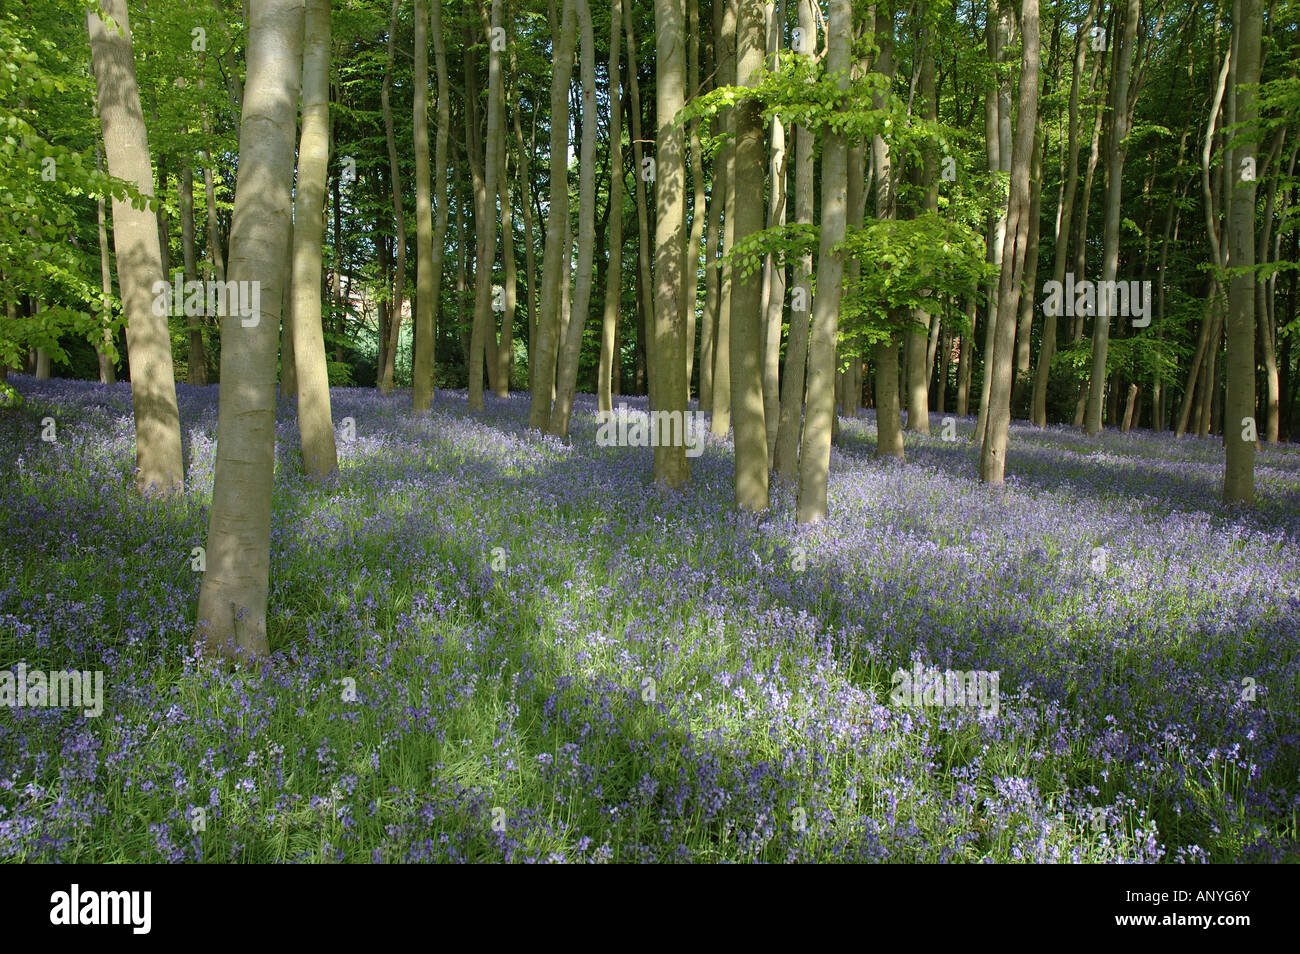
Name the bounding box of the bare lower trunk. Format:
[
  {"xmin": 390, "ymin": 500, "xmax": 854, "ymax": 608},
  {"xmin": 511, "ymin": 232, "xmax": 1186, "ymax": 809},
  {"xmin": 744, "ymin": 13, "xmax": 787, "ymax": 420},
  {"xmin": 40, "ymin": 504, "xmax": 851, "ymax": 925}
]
[
  {"xmin": 412, "ymin": 0, "xmax": 436, "ymax": 411},
  {"xmin": 87, "ymin": 0, "xmax": 184, "ymax": 493},
  {"xmin": 796, "ymin": 0, "xmax": 851, "ymax": 521},
  {"xmin": 549, "ymin": 0, "xmax": 598, "ymax": 437},
  {"xmin": 772, "ymin": 0, "xmax": 817, "ymax": 480},
  {"xmin": 290, "ymin": 0, "xmax": 338, "ymax": 479},
  {"xmin": 598, "ymin": 0, "xmax": 624, "ymax": 414},
  {"xmin": 651, "ymin": 0, "xmax": 690, "ymax": 487},
  {"xmin": 731, "ymin": 0, "xmax": 770, "ymax": 511},
  {"xmin": 378, "ymin": 0, "xmax": 406, "ymax": 394},
  {"xmin": 195, "ymin": 0, "xmax": 304, "ymax": 659},
  {"xmin": 528, "ymin": 1, "xmax": 577, "ymax": 427}
]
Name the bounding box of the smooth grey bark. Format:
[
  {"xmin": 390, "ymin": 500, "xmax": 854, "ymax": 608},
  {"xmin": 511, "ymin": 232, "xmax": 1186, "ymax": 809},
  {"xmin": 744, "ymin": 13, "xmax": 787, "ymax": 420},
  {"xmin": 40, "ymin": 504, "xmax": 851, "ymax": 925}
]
[
  {"xmin": 710, "ymin": 0, "xmax": 737, "ymax": 435},
  {"xmin": 528, "ymin": 0, "xmax": 577, "ymax": 427},
  {"xmin": 973, "ymin": 0, "xmax": 1013, "ymax": 447},
  {"xmin": 549, "ymin": 0, "xmax": 598, "ymax": 437},
  {"xmin": 1084, "ymin": 0, "xmax": 1141, "ymax": 436},
  {"xmin": 412, "ymin": 0, "xmax": 436, "ymax": 411},
  {"xmin": 290, "ymin": 0, "xmax": 338, "ymax": 479},
  {"xmin": 87, "ymin": 0, "xmax": 184, "ymax": 493},
  {"xmin": 469, "ymin": 0, "xmax": 505, "ymax": 410},
  {"xmin": 652, "ymin": 0, "xmax": 690, "ymax": 487},
  {"xmin": 682, "ymin": 0, "xmax": 706, "ymax": 396},
  {"xmin": 905, "ymin": 5, "xmax": 937, "ymax": 435},
  {"xmin": 871, "ymin": 3, "xmax": 904, "ymax": 460},
  {"xmin": 624, "ymin": 0, "xmax": 656, "ymax": 406},
  {"xmin": 93, "ymin": 139, "xmax": 117, "ymax": 385},
  {"xmin": 378, "ymin": 0, "xmax": 406, "ymax": 394},
  {"xmin": 1224, "ymin": 0, "xmax": 1261, "ymax": 503},
  {"xmin": 512, "ymin": 93, "xmax": 539, "ymax": 397},
  {"xmin": 195, "ymin": 0, "xmax": 304, "ymax": 659},
  {"xmin": 598, "ymin": 0, "xmax": 625, "ymax": 414},
  {"xmin": 760, "ymin": 0, "xmax": 786, "ymax": 461},
  {"xmin": 730, "ymin": 0, "xmax": 770, "ymax": 511},
  {"xmin": 796, "ymin": 0, "xmax": 851, "ymax": 522},
  {"xmin": 1031, "ymin": 0, "xmax": 1099, "ymax": 426},
  {"xmin": 179, "ymin": 166, "xmax": 207, "ymax": 385},
  {"xmin": 979, "ymin": 0, "xmax": 1040, "ymax": 483}
]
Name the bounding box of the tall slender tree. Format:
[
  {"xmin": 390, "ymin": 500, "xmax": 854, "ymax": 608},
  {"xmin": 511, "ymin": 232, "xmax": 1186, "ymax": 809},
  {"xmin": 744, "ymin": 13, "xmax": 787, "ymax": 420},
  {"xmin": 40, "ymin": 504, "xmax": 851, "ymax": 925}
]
[
  {"xmin": 528, "ymin": 0, "xmax": 577, "ymax": 428},
  {"xmin": 979, "ymin": 0, "xmax": 1040, "ymax": 484},
  {"xmin": 549, "ymin": 0, "xmax": 599, "ymax": 437},
  {"xmin": 1084, "ymin": 0, "xmax": 1141, "ymax": 435},
  {"xmin": 378, "ymin": 0, "xmax": 407, "ymax": 395},
  {"xmin": 290, "ymin": 0, "xmax": 338, "ymax": 480},
  {"xmin": 652, "ymin": 0, "xmax": 690, "ymax": 487},
  {"xmin": 1224, "ymin": 0, "xmax": 1262, "ymax": 504},
  {"xmin": 412, "ymin": 0, "xmax": 437, "ymax": 412},
  {"xmin": 598, "ymin": 0, "xmax": 625, "ymax": 415},
  {"xmin": 797, "ymin": 0, "xmax": 851, "ymax": 522},
  {"xmin": 87, "ymin": 0, "xmax": 184, "ymax": 494},
  {"xmin": 195, "ymin": 0, "xmax": 304, "ymax": 659},
  {"xmin": 774, "ymin": 0, "xmax": 818, "ymax": 480},
  {"xmin": 469, "ymin": 0, "xmax": 505, "ymax": 411},
  {"xmin": 731, "ymin": 0, "xmax": 770, "ymax": 511}
]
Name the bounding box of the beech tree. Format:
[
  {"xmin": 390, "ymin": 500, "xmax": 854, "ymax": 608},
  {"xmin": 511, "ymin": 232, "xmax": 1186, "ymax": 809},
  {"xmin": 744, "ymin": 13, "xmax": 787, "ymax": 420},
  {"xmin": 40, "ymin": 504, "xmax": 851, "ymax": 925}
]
[
  {"xmin": 796, "ymin": 0, "xmax": 851, "ymax": 523},
  {"xmin": 290, "ymin": 0, "xmax": 338, "ymax": 480},
  {"xmin": 730, "ymin": 0, "xmax": 769, "ymax": 511},
  {"xmin": 195, "ymin": 0, "xmax": 304, "ymax": 660},
  {"xmin": 651, "ymin": 0, "xmax": 690, "ymax": 487},
  {"xmin": 87, "ymin": 0, "xmax": 184, "ymax": 494}
]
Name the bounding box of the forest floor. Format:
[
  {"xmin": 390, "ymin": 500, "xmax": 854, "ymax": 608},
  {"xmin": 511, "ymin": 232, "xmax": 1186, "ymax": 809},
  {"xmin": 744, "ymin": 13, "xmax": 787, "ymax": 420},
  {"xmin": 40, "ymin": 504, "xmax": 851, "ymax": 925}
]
[{"xmin": 3, "ymin": 376, "xmax": 1299, "ymax": 862}]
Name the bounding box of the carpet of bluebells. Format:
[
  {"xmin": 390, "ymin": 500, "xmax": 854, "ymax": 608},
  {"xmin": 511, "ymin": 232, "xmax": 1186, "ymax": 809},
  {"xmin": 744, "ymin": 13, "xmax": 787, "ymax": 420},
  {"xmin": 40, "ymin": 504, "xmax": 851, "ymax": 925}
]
[{"xmin": 2, "ymin": 374, "xmax": 1299, "ymax": 863}]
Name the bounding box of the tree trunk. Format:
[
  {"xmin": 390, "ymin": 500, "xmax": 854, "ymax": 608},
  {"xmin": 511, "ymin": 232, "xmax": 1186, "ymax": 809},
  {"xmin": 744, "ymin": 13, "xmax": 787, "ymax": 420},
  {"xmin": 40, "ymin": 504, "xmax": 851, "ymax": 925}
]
[
  {"xmin": 194, "ymin": 0, "xmax": 304, "ymax": 659},
  {"xmin": 730, "ymin": 0, "xmax": 769, "ymax": 510},
  {"xmin": 682, "ymin": 0, "xmax": 707, "ymax": 399},
  {"xmin": 378, "ymin": 0, "xmax": 406, "ymax": 395},
  {"xmin": 624, "ymin": 0, "xmax": 656, "ymax": 407},
  {"xmin": 598, "ymin": 0, "xmax": 625, "ymax": 415},
  {"xmin": 1084, "ymin": 0, "xmax": 1140, "ymax": 436},
  {"xmin": 905, "ymin": 4, "xmax": 937, "ymax": 435},
  {"xmin": 760, "ymin": 0, "xmax": 787, "ymax": 461},
  {"xmin": 710, "ymin": 0, "xmax": 737, "ymax": 436},
  {"xmin": 469, "ymin": 1, "xmax": 505, "ymax": 410},
  {"xmin": 796, "ymin": 0, "xmax": 851, "ymax": 522},
  {"xmin": 528, "ymin": 2, "xmax": 577, "ymax": 426},
  {"xmin": 87, "ymin": 0, "xmax": 184, "ymax": 494},
  {"xmin": 496, "ymin": 74, "xmax": 516, "ymax": 396},
  {"xmin": 980, "ymin": 0, "xmax": 1040, "ymax": 483},
  {"xmin": 1224, "ymin": 0, "xmax": 1261, "ymax": 503},
  {"xmin": 652, "ymin": 0, "xmax": 690, "ymax": 487},
  {"xmin": 699, "ymin": 5, "xmax": 721, "ymax": 414},
  {"xmin": 956, "ymin": 296, "xmax": 976, "ymax": 416},
  {"xmin": 290, "ymin": 0, "xmax": 338, "ymax": 479},
  {"xmin": 973, "ymin": 0, "xmax": 1013, "ymax": 447},
  {"xmin": 412, "ymin": 0, "xmax": 437, "ymax": 411},
  {"xmin": 774, "ymin": 0, "xmax": 817, "ymax": 479},
  {"xmin": 1032, "ymin": 0, "xmax": 1100, "ymax": 426},
  {"xmin": 871, "ymin": 4, "xmax": 904, "ymax": 460},
  {"xmin": 94, "ymin": 140, "xmax": 117, "ymax": 385},
  {"xmin": 280, "ymin": 223, "xmax": 296, "ymax": 397},
  {"xmin": 177, "ymin": 167, "xmax": 207, "ymax": 385},
  {"xmin": 512, "ymin": 95, "xmax": 539, "ymax": 398},
  {"xmin": 549, "ymin": 0, "xmax": 599, "ymax": 437},
  {"xmin": 429, "ymin": 4, "xmax": 450, "ymax": 393}
]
